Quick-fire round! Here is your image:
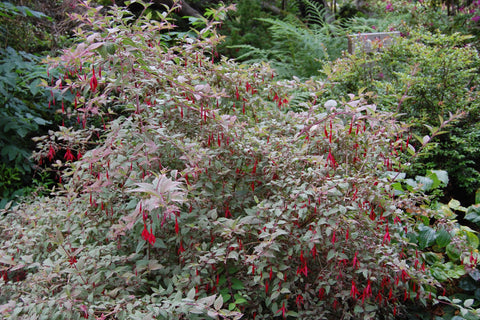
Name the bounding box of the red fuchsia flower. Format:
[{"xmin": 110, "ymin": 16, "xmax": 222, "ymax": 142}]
[
  {"xmin": 175, "ymin": 216, "xmax": 179, "ymax": 235},
  {"xmin": 273, "ymin": 92, "xmax": 279, "ymax": 102},
  {"xmin": 383, "ymin": 225, "xmax": 391, "ymax": 244},
  {"xmin": 64, "ymin": 148, "xmax": 75, "ymax": 162},
  {"xmin": 350, "ymin": 280, "xmax": 359, "ymax": 299},
  {"xmin": 90, "ymin": 66, "xmax": 98, "ymax": 92},
  {"xmin": 472, "ymin": 15, "xmax": 480, "ymax": 22},
  {"xmin": 318, "ymin": 288, "xmax": 325, "ymax": 300},
  {"xmin": 225, "ymin": 204, "xmax": 232, "ymax": 218},
  {"xmin": 178, "ymin": 241, "xmax": 185, "ymax": 254},
  {"xmin": 276, "ymin": 302, "xmax": 287, "ymax": 318},
  {"xmin": 352, "ymin": 251, "xmax": 359, "ymax": 268},
  {"xmin": 363, "ymin": 280, "xmax": 372, "ymax": 300},
  {"xmin": 48, "ymin": 145, "xmax": 56, "ymax": 161},
  {"xmin": 327, "ymin": 149, "xmax": 338, "ymax": 168},
  {"xmin": 69, "ymin": 256, "xmax": 77, "ymax": 266},
  {"xmin": 80, "ymin": 305, "xmax": 88, "ymax": 319},
  {"xmin": 296, "ymin": 258, "xmax": 308, "ymax": 277},
  {"xmin": 141, "ymin": 224, "xmax": 156, "ymax": 245}
]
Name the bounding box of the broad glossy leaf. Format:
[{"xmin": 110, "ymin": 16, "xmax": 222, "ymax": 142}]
[
  {"xmin": 446, "ymin": 243, "xmax": 462, "ymax": 261},
  {"xmin": 418, "ymin": 225, "xmax": 437, "ymax": 249},
  {"xmin": 435, "ymin": 228, "xmax": 452, "ymax": 248}
]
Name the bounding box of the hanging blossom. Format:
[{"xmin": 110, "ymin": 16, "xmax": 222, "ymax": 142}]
[
  {"xmin": 141, "ymin": 223, "xmax": 156, "ymax": 245},
  {"xmin": 64, "ymin": 148, "xmax": 75, "ymax": 162},
  {"xmin": 48, "ymin": 145, "xmax": 56, "ymax": 161},
  {"xmin": 90, "ymin": 66, "xmax": 98, "ymax": 92}
]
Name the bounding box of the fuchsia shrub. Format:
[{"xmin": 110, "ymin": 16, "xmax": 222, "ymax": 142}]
[{"xmin": 1, "ymin": 2, "xmax": 478, "ymax": 319}]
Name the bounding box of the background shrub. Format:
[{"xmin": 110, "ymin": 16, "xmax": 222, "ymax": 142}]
[{"xmin": 323, "ymin": 28, "xmax": 480, "ymax": 203}]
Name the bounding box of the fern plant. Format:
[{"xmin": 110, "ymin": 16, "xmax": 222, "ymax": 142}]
[
  {"xmin": 231, "ymin": 14, "xmax": 347, "ymax": 79},
  {"xmin": 228, "ymin": 0, "xmax": 395, "ymax": 79}
]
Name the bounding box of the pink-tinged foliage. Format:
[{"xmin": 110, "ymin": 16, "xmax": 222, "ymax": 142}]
[{"xmin": 1, "ymin": 3, "xmax": 478, "ymax": 320}]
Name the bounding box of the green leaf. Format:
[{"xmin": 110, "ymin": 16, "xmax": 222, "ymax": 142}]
[
  {"xmin": 448, "ymin": 199, "xmax": 467, "ymax": 212},
  {"xmin": 427, "ymin": 170, "xmax": 448, "ymax": 189},
  {"xmin": 465, "ymin": 205, "xmax": 480, "ymax": 224},
  {"xmin": 465, "ymin": 231, "xmax": 479, "ymax": 249},
  {"xmin": 418, "ymin": 225, "xmax": 437, "ymax": 249},
  {"xmin": 231, "ymin": 278, "xmax": 244, "ymax": 290},
  {"xmin": 415, "ymin": 175, "xmax": 433, "ymax": 191},
  {"xmin": 435, "ymin": 228, "xmax": 452, "ymax": 248},
  {"xmin": 446, "ymin": 243, "xmax": 462, "ymax": 261}
]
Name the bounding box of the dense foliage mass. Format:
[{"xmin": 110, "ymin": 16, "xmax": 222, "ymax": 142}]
[
  {"xmin": 1, "ymin": 2, "xmax": 480, "ymax": 319},
  {"xmin": 324, "ymin": 28, "xmax": 480, "ymax": 201},
  {"xmin": 0, "ymin": 0, "xmax": 75, "ymax": 206}
]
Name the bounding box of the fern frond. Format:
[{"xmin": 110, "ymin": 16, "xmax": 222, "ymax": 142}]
[
  {"xmin": 289, "ymin": 90, "xmax": 315, "ymax": 111},
  {"xmin": 301, "ymin": 0, "xmax": 327, "ymax": 26},
  {"xmin": 228, "ymin": 44, "xmax": 287, "ymax": 65}
]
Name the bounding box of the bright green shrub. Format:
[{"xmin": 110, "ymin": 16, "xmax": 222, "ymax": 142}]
[
  {"xmin": 323, "ymin": 28, "xmax": 480, "ymax": 199},
  {"xmin": 1, "ymin": 2, "xmax": 478, "ymax": 319},
  {"xmin": 0, "ymin": 46, "xmax": 59, "ymax": 207}
]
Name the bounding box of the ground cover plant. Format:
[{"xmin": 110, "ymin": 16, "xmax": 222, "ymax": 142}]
[{"xmin": 1, "ymin": 1, "xmax": 480, "ymax": 319}]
